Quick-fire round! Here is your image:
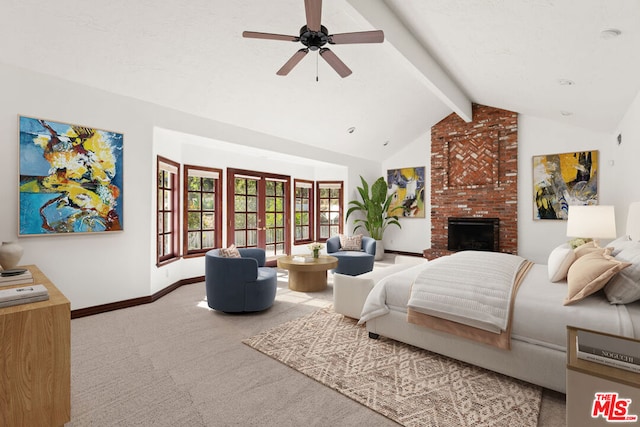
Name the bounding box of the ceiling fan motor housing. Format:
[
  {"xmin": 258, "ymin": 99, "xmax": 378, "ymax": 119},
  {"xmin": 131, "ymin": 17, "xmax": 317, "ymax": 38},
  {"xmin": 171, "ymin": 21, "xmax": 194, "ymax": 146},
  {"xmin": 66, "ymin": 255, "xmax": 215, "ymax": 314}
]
[{"xmin": 299, "ymin": 25, "xmax": 329, "ymax": 50}]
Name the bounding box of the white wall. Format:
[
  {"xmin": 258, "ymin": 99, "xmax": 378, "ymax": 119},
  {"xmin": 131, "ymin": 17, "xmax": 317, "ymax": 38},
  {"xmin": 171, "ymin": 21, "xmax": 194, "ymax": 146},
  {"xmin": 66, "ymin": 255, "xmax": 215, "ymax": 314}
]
[
  {"xmin": 381, "ymin": 135, "xmax": 431, "ymax": 254},
  {"xmin": 517, "ymin": 115, "xmax": 615, "ymax": 263},
  {"xmin": 0, "ymin": 63, "xmax": 379, "ymax": 309}
]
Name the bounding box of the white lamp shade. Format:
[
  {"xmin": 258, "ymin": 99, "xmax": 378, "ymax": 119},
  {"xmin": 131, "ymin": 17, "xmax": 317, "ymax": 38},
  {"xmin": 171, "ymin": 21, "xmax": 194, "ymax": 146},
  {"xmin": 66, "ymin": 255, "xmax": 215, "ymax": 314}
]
[{"xmin": 566, "ymin": 205, "xmax": 617, "ymax": 239}]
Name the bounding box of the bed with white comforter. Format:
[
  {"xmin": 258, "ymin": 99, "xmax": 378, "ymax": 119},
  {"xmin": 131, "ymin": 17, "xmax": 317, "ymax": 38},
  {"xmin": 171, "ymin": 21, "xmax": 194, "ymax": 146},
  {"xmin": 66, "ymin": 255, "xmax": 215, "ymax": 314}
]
[{"xmin": 358, "ymin": 250, "xmax": 640, "ymax": 393}]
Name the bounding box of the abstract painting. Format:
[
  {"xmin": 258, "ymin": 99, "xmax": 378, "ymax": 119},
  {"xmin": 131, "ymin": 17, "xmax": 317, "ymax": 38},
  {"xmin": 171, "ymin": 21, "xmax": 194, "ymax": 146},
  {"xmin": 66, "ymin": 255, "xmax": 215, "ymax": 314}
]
[
  {"xmin": 386, "ymin": 167, "xmax": 426, "ymax": 218},
  {"xmin": 532, "ymin": 151, "xmax": 598, "ymax": 220},
  {"xmin": 19, "ymin": 116, "xmax": 124, "ymax": 235}
]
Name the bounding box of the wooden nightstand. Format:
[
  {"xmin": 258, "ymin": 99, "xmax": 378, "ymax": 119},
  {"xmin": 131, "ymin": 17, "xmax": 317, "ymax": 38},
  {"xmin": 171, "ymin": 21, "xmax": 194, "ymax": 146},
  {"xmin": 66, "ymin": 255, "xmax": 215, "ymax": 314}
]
[{"xmin": 566, "ymin": 326, "xmax": 640, "ymax": 426}]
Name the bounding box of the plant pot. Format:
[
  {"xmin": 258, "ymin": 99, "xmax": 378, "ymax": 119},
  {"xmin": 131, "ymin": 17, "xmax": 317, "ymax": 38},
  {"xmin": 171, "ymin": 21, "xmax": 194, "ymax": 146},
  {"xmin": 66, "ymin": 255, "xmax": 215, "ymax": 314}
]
[
  {"xmin": 375, "ymin": 239, "xmax": 384, "ymax": 261},
  {"xmin": 0, "ymin": 241, "xmax": 24, "ymax": 270}
]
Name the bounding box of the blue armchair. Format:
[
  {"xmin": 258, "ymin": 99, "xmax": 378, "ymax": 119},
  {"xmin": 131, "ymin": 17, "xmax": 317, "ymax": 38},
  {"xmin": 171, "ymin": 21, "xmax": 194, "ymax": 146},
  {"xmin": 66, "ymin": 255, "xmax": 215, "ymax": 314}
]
[
  {"xmin": 205, "ymin": 248, "xmax": 277, "ymax": 313},
  {"xmin": 326, "ymin": 236, "xmax": 376, "ymax": 276}
]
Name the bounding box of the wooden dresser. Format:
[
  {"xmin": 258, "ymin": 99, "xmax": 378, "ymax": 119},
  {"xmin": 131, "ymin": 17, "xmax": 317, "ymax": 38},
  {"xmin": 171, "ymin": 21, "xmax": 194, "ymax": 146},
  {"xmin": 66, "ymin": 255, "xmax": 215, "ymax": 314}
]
[{"xmin": 0, "ymin": 265, "xmax": 71, "ymax": 426}]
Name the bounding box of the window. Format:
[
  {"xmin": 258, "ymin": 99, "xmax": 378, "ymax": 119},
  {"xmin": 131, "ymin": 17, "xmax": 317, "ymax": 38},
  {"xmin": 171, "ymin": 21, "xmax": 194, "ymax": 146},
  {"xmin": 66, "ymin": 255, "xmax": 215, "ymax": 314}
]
[
  {"xmin": 183, "ymin": 165, "xmax": 222, "ymax": 256},
  {"xmin": 157, "ymin": 156, "xmax": 180, "ymax": 265},
  {"xmin": 294, "ymin": 179, "xmax": 314, "ymax": 244},
  {"xmin": 316, "ymin": 181, "xmax": 343, "ymax": 241}
]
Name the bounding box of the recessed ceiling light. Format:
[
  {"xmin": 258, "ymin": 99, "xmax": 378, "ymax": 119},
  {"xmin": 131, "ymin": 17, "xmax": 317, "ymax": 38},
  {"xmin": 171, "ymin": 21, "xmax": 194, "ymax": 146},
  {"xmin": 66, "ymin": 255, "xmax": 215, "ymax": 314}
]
[
  {"xmin": 560, "ymin": 111, "xmax": 573, "ymax": 116},
  {"xmin": 601, "ymin": 29, "xmax": 621, "ymax": 39},
  {"xmin": 347, "ymin": 127, "xmax": 356, "ymax": 134},
  {"xmin": 383, "ymin": 141, "xmax": 389, "ymax": 146},
  {"xmin": 558, "ymin": 79, "xmax": 575, "ymax": 86}
]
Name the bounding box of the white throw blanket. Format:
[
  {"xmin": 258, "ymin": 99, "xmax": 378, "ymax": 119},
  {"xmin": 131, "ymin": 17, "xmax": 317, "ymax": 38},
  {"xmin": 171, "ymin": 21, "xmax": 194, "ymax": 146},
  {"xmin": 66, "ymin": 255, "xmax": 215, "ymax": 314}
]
[{"xmin": 408, "ymin": 251, "xmax": 528, "ymax": 333}]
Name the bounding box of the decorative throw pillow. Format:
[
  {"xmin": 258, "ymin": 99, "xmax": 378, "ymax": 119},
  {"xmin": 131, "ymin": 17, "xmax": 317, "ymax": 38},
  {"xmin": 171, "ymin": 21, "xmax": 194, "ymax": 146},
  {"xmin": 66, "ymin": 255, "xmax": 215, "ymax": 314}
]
[
  {"xmin": 339, "ymin": 234, "xmax": 363, "ymax": 251},
  {"xmin": 547, "ymin": 243, "xmax": 576, "ymax": 282},
  {"xmin": 573, "ymin": 241, "xmax": 604, "ymax": 258},
  {"xmin": 564, "ymin": 250, "xmax": 631, "ymax": 306},
  {"xmin": 219, "ymin": 244, "xmax": 241, "ymax": 258},
  {"xmin": 604, "ymin": 243, "xmax": 640, "ymax": 304}
]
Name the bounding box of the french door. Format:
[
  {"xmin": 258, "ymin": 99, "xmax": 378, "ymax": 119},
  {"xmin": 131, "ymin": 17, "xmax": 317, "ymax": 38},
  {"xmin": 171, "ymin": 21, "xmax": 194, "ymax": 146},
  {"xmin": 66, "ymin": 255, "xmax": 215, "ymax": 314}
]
[{"xmin": 227, "ymin": 169, "xmax": 290, "ymax": 258}]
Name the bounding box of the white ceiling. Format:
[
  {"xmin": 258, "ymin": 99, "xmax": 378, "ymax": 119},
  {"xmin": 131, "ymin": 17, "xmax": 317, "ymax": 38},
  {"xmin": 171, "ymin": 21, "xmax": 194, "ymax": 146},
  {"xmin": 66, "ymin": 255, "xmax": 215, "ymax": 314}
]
[{"xmin": 2, "ymin": 0, "xmax": 639, "ymax": 162}]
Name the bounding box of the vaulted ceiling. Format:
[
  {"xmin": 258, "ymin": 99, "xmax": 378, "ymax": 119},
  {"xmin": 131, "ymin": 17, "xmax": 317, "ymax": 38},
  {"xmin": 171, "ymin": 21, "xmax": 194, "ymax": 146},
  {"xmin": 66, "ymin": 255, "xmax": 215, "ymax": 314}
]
[{"xmin": 2, "ymin": 0, "xmax": 639, "ymax": 162}]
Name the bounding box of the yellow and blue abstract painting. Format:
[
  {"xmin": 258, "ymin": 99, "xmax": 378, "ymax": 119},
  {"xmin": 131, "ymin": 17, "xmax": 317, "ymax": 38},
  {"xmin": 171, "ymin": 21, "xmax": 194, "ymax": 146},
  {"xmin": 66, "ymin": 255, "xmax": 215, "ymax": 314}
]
[
  {"xmin": 532, "ymin": 151, "xmax": 598, "ymax": 220},
  {"xmin": 19, "ymin": 116, "xmax": 124, "ymax": 235},
  {"xmin": 386, "ymin": 166, "xmax": 426, "ymax": 218}
]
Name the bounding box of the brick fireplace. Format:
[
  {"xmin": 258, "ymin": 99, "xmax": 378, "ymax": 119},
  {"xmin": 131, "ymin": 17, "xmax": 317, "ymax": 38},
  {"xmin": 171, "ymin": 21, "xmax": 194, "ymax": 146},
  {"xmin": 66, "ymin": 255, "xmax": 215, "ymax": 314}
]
[{"xmin": 423, "ymin": 104, "xmax": 518, "ymax": 260}]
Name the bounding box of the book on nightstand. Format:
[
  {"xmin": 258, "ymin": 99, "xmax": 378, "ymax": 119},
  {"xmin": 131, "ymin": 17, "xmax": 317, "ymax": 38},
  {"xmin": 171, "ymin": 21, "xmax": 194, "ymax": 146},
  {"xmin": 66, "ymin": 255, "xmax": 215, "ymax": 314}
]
[
  {"xmin": 0, "ymin": 284, "xmax": 49, "ymax": 308},
  {"xmin": 576, "ymin": 329, "xmax": 640, "ymax": 373},
  {"xmin": 0, "ymin": 269, "xmax": 34, "ymax": 287}
]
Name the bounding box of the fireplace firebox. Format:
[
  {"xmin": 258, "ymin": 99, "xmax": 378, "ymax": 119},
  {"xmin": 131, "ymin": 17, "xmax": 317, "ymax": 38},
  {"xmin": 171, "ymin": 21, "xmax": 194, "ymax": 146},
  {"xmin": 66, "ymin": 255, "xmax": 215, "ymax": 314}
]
[{"xmin": 447, "ymin": 217, "xmax": 499, "ymax": 252}]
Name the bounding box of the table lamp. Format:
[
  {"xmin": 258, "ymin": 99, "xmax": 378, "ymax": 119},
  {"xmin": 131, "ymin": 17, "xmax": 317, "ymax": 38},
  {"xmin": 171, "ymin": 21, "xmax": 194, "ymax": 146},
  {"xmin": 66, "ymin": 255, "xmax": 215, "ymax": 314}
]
[{"xmin": 566, "ymin": 205, "xmax": 617, "ymax": 240}]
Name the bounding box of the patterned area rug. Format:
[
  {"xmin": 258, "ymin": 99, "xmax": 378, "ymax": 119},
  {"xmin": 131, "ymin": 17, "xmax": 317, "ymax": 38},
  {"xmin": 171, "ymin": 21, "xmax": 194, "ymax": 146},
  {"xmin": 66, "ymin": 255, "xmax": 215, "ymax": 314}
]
[{"xmin": 243, "ymin": 307, "xmax": 542, "ymax": 427}]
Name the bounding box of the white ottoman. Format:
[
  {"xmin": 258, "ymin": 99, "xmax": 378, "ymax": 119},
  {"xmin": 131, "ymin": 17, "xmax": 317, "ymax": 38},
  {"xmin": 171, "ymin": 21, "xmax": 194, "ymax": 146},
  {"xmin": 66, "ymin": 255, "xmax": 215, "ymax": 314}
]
[{"xmin": 333, "ymin": 257, "xmax": 427, "ymax": 319}]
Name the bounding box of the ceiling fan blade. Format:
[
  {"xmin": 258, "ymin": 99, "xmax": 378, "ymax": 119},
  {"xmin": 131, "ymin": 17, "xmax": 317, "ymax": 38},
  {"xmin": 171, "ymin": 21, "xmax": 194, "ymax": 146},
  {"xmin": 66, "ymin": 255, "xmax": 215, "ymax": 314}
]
[
  {"xmin": 242, "ymin": 31, "xmax": 299, "ymax": 42},
  {"xmin": 277, "ymin": 49, "xmax": 309, "ymax": 76},
  {"xmin": 304, "ymin": 0, "xmax": 322, "ymax": 32},
  {"xmin": 319, "ymin": 48, "xmax": 352, "ymax": 78},
  {"xmin": 329, "ymin": 30, "xmax": 384, "ymax": 44}
]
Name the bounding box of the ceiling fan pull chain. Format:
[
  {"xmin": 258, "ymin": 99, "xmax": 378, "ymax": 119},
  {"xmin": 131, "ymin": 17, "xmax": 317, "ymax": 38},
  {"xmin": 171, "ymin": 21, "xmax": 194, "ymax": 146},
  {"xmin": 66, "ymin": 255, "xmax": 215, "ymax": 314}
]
[{"xmin": 316, "ymin": 51, "xmax": 319, "ymax": 82}]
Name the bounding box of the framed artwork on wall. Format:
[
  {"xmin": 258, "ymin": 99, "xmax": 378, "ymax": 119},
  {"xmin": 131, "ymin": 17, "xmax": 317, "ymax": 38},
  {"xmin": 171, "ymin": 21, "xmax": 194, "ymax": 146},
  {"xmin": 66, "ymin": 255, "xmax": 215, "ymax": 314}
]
[
  {"xmin": 532, "ymin": 150, "xmax": 598, "ymax": 220},
  {"xmin": 19, "ymin": 116, "xmax": 124, "ymax": 235},
  {"xmin": 386, "ymin": 166, "xmax": 426, "ymax": 218}
]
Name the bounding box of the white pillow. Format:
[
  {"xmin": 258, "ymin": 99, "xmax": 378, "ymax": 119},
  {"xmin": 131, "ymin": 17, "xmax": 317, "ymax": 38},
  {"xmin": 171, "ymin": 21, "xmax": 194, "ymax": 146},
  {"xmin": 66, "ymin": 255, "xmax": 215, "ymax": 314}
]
[
  {"xmin": 604, "ymin": 243, "xmax": 640, "ymax": 304},
  {"xmin": 547, "ymin": 243, "xmax": 576, "ymax": 282},
  {"xmin": 606, "ymin": 235, "xmax": 634, "ymax": 257}
]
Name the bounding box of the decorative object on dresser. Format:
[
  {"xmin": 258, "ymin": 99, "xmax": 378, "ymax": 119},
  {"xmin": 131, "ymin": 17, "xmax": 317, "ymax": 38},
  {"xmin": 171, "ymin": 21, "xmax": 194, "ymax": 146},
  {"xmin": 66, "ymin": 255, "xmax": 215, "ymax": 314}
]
[
  {"xmin": 0, "ymin": 240, "xmax": 24, "ymax": 270},
  {"xmin": 0, "ymin": 268, "xmax": 35, "ymax": 288},
  {"xmin": 532, "ymin": 150, "xmax": 599, "ymax": 220}
]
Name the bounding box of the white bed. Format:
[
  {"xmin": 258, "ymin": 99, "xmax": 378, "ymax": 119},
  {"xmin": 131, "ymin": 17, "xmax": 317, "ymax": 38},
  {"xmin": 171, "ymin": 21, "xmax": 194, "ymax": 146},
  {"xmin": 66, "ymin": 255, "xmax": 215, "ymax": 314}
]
[{"xmin": 358, "ymin": 203, "xmax": 640, "ymax": 393}]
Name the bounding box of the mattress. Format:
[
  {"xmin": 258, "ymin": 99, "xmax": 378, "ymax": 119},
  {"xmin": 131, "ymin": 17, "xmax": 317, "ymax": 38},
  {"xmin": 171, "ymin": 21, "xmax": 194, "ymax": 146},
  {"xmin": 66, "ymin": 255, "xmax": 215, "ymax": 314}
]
[{"xmin": 361, "ymin": 260, "xmax": 640, "ymax": 352}]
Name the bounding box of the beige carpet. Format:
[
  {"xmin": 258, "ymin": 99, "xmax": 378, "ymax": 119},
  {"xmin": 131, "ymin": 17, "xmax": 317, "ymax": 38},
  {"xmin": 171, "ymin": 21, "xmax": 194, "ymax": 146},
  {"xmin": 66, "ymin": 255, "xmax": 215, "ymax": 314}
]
[{"xmin": 244, "ymin": 306, "xmax": 542, "ymax": 427}]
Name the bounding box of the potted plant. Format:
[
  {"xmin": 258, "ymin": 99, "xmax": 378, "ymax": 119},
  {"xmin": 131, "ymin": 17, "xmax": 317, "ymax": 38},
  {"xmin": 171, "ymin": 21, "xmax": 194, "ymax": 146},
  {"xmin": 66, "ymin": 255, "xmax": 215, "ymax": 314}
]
[{"xmin": 345, "ymin": 175, "xmax": 401, "ymax": 260}]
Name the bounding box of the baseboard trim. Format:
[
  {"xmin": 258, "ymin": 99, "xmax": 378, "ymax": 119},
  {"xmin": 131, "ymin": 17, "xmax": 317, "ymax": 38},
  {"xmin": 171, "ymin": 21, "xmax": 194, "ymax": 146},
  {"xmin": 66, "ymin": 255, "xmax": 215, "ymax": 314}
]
[
  {"xmin": 384, "ymin": 249, "xmax": 424, "ymax": 258},
  {"xmin": 70, "ymin": 275, "xmax": 205, "ymax": 319}
]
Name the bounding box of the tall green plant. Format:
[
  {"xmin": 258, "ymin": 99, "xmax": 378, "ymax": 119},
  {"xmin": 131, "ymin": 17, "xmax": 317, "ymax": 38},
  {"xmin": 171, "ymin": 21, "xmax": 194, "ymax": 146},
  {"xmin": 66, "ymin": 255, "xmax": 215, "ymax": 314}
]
[{"xmin": 345, "ymin": 176, "xmax": 401, "ymax": 240}]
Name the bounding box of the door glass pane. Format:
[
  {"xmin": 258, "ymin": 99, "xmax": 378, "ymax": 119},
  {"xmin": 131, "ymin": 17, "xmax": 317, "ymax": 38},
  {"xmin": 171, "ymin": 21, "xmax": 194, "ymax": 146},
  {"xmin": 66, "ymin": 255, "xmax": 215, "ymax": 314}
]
[
  {"xmin": 235, "ymin": 195, "xmax": 246, "ymax": 212},
  {"xmin": 247, "ymin": 196, "xmax": 257, "ymax": 212},
  {"xmin": 202, "ymin": 194, "xmax": 214, "ymax": 210},
  {"xmin": 235, "ymin": 213, "xmax": 246, "ymax": 228},
  {"xmin": 235, "ymin": 231, "xmax": 246, "ymax": 246},
  {"xmin": 248, "ymin": 230, "xmax": 257, "ymax": 246},
  {"xmin": 247, "ymin": 213, "xmax": 257, "ymax": 228},
  {"xmin": 202, "ymin": 177, "xmax": 214, "ymax": 191},
  {"xmin": 247, "ymin": 180, "xmax": 257, "ymax": 195}
]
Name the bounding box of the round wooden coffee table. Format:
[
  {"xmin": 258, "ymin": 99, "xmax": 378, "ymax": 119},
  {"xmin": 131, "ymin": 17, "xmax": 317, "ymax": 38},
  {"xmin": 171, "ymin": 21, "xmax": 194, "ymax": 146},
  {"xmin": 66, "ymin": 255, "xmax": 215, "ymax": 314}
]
[{"xmin": 277, "ymin": 255, "xmax": 339, "ymax": 292}]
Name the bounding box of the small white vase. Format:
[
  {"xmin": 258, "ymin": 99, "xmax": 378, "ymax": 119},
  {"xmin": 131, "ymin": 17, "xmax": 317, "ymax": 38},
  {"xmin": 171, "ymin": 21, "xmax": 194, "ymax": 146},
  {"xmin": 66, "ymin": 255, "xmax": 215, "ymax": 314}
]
[{"xmin": 0, "ymin": 241, "xmax": 24, "ymax": 270}]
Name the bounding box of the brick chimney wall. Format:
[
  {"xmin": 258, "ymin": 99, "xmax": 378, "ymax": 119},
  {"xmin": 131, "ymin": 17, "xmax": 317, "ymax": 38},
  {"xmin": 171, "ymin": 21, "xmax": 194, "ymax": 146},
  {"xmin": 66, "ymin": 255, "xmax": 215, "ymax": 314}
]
[{"xmin": 423, "ymin": 104, "xmax": 518, "ymax": 260}]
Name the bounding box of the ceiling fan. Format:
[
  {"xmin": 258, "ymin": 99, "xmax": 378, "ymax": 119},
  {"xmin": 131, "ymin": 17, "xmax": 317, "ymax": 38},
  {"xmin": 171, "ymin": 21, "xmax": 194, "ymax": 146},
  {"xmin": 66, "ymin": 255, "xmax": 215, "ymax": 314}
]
[{"xmin": 242, "ymin": 0, "xmax": 384, "ymax": 78}]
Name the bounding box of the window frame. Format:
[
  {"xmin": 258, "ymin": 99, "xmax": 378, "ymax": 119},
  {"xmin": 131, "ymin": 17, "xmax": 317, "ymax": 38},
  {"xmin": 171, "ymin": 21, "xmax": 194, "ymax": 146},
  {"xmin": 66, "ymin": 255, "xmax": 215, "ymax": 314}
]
[
  {"xmin": 183, "ymin": 165, "xmax": 223, "ymax": 257},
  {"xmin": 157, "ymin": 156, "xmax": 181, "ymax": 266},
  {"xmin": 316, "ymin": 180, "xmax": 344, "ymax": 242},
  {"xmin": 294, "ymin": 179, "xmax": 315, "ymax": 245}
]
